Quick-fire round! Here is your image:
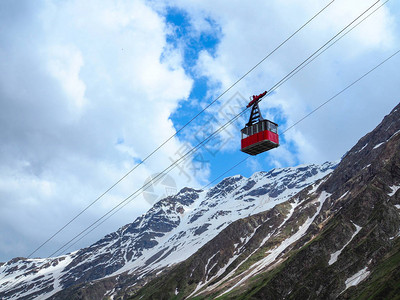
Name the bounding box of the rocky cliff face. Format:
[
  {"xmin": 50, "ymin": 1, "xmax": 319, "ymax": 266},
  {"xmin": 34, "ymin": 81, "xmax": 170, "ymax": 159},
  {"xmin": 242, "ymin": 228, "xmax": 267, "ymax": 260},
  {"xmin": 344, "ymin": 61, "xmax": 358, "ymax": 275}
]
[
  {"xmin": 0, "ymin": 158, "xmax": 336, "ymax": 299},
  {"xmin": 130, "ymin": 103, "xmax": 400, "ymax": 300},
  {"xmin": 2, "ymin": 102, "xmax": 399, "ymax": 300}
]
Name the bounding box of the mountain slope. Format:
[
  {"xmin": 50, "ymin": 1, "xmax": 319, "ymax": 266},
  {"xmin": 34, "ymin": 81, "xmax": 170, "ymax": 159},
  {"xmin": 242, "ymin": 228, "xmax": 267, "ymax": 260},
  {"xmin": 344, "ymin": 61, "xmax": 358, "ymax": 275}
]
[
  {"xmin": 130, "ymin": 102, "xmax": 400, "ymax": 300},
  {"xmin": 0, "ymin": 161, "xmax": 336, "ymax": 300}
]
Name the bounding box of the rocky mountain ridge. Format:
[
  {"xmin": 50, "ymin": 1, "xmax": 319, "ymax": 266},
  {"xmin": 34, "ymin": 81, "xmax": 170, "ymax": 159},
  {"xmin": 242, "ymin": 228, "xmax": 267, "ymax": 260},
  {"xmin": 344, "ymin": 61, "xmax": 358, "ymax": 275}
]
[
  {"xmin": 130, "ymin": 102, "xmax": 400, "ymax": 299},
  {"xmin": 0, "ymin": 159, "xmax": 337, "ymax": 299},
  {"xmin": 2, "ymin": 102, "xmax": 399, "ymax": 300}
]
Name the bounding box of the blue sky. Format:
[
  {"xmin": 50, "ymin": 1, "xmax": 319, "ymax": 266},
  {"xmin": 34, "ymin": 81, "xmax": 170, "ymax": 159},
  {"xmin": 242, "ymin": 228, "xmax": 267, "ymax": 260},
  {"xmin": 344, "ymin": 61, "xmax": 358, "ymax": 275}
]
[
  {"xmin": 165, "ymin": 7, "xmax": 245, "ymax": 184},
  {"xmin": 166, "ymin": 6, "xmax": 297, "ymax": 183},
  {"xmin": 0, "ymin": 0, "xmax": 399, "ymax": 262}
]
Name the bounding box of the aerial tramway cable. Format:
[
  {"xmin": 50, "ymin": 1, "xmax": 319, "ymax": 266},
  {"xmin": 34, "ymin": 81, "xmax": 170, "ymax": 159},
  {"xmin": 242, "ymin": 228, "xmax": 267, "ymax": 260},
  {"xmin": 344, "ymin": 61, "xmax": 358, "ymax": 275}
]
[
  {"xmin": 268, "ymin": 0, "xmax": 390, "ymax": 94},
  {"xmin": 51, "ymin": 108, "xmax": 248, "ymax": 256},
  {"xmin": 261, "ymin": 0, "xmax": 384, "ymax": 98},
  {"xmin": 27, "ymin": 1, "xmax": 337, "ymax": 259},
  {"xmin": 50, "ymin": 50, "xmax": 400, "ymax": 256},
  {"xmin": 49, "ymin": 0, "xmax": 386, "ymax": 257},
  {"xmin": 61, "ymin": 156, "xmax": 251, "ymax": 255},
  {"xmin": 239, "ymin": 0, "xmax": 389, "ymax": 156},
  {"xmin": 57, "ymin": 46, "xmax": 400, "ymax": 256}
]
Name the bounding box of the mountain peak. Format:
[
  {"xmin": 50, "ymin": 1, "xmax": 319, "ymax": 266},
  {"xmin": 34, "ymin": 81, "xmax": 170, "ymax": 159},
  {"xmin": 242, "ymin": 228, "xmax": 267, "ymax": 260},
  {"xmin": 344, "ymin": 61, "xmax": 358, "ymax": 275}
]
[
  {"xmin": 129, "ymin": 102, "xmax": 400, "ymax": 300},
  {"xmin": 3, "ymin": 102, "xmax": 399, "ymax": 300},
  {"xmin": 0, "ymin": 161, "xmax": 337, "ymax": 299}
]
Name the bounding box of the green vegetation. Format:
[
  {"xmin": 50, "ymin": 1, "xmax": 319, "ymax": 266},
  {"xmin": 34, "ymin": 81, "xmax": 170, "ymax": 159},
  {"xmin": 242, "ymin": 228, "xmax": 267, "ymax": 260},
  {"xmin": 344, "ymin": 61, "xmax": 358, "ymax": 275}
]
[
  {"xmin": 233, "ymin": 247, "xmax": 267, "ymax": 276},
  {"xmin": 349, "ymin": 240, "xmax": 400, "ymax": 300},
  {"xmin": 129, "ymin": 182, "xmax": 400, "ymax": 300}
]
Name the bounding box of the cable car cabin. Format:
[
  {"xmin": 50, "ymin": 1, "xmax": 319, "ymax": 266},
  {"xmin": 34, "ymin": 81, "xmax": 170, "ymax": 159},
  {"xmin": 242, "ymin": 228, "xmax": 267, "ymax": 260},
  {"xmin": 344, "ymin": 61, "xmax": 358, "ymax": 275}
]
[
  {"xmin": 240, "ymin": 91, "xmax": 279, "ymax": 156},
  {"xmin": 241, "ymin": 120, "xmax": 279, "ymax": 155}
]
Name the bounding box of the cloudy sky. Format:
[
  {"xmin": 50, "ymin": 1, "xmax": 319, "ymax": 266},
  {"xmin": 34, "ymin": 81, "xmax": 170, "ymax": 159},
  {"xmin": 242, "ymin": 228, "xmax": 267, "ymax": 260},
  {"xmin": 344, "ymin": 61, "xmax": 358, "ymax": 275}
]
[{"xmin": 0, "ymin": 0, "xmax": 399, "ymax": 262}]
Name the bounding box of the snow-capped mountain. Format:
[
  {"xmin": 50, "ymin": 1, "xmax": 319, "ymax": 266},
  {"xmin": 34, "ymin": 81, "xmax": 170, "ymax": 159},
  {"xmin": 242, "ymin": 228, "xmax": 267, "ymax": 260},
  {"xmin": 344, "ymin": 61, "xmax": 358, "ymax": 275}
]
[
  {"xmin": 132, "ymin": 102, "xmax": 400, "ymax": 300},
  {"xmin": 2, "ymin": 101, "xmax": 399, "ymax": 300},
  {"xmin": 0, "ymin": 162, "xmax": 337, "ymax": 299}
]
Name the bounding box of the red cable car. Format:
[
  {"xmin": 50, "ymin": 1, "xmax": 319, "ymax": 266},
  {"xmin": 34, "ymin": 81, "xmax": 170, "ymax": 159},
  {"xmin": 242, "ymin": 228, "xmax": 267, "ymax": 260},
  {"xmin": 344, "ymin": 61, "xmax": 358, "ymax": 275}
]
[{"xmin": 240, "ymin": 91, "xmax": 279, "ymax": 155}]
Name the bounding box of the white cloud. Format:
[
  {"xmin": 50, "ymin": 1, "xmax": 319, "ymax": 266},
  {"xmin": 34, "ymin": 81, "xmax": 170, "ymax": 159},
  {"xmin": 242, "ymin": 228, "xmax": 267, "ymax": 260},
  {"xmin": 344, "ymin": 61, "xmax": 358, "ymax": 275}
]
[
  {"xmin": 0, "ymin": 0, "xmax": 202, "ymax": 261},
  {"xmin": 1, "ymin": 0, "xmax": 399, "ymax": 262},
  {"xmin": 167, "ymin": 0, "xmax": 399, "ymax": 166},
  {"xmin": 47, "ymin": 45, "xmax": 87, "ymax": 112},
  {"xmin": 314, "ymin": 0, "xmax": 396, "ymax": 54}
]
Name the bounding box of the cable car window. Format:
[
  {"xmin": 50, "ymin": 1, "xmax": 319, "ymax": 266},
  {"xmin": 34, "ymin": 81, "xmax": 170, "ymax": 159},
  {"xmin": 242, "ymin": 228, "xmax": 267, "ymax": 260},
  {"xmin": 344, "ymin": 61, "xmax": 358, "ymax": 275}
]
[
  {"xmin": 257, "ymin": 123, "xmax": 262, "ymax": 133},
  {"xmin": 270, "ymin": 123, "xmax": 277, "ymax": 133},
  {"xmin": 241, "ymin": 128, "xmax": 248, "ymax": 139}
]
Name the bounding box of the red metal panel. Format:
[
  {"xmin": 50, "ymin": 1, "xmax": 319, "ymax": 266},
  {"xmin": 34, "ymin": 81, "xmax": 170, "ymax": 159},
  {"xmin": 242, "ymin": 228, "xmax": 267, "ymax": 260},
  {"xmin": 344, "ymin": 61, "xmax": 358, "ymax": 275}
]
[
  {"xmin": 241, "ymin": 139, "xmax": 246, "ymax": 149},
  {"xmin": 266, "ymin": 131, "xmax": 279, "ymax": 144},
  {"xmin": 256, "ymin": 131, "xmax": 262, "ymax": 143},
  {"xmin": 241, "ymin": 136, "xmax": 250, "ymax": 149},
  {"xmin": 252, "ymin": 133, "xmax": 258, "ymax": 144},
  {"xmin": 241, "ymin": 130, "xmax": 279, "ymax": 151},
  {"xmin": 260, "ymin": 131, "xmax": 266, "ymax": 143}
]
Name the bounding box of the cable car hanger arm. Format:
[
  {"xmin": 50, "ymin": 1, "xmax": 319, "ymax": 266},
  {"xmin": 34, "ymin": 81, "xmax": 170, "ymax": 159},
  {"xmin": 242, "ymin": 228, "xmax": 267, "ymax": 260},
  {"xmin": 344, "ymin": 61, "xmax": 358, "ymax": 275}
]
[
  {"xmin": 245, "ymin": 91, "xmax": 268, "ymax": 126},
  {"xmin": 246, "ymin": 90, "xmax": 268, "ymax": 108}
]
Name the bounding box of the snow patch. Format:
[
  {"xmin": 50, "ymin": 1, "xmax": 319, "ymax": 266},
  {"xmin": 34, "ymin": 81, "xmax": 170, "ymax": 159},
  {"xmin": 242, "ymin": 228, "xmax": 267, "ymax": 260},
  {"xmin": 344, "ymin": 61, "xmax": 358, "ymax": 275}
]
[
  {"xmin": 338, "ymin": 191, "xmax": 349, "ymax": 200},
  {"xmin": 221, "ymin": 192, "xmax": 331, "ymax": 296},
  {"xmin": 343, "ymin": 267, "xmax": 370, "ymax": 291},
  {"xmin": 189, "ymin": 252, "xmax": 241, "ymax": 298},
  {"xmin": 204, "ymin": 252, "xmax": 218, "ymax": 275},
  {"xmin": 362, "ymin": 164, "xmax": 371, "ymax": 170},
  {"xmin": 373, "ymin": 142, "xmax": 384, "ymax": 149},
  {"xmin": 387, "ymin": 129, "xmax": 400, "ymax": 141},
  {"xmin": 329, "ymin": 223, "xmax": 362, "ymax": 265},
  {"xmin": 278, "ymin": 199, "xmax": 299, "ymax": 229},
  {"xmin": 207, "ymin": 231, "xmax": 274, "ymax": 295},
  {"xmin": 356, "ymin": 143, "xmax": 368, "ymax": 153},
  {"xmin": 389, "ymin": 185, "xmax": 400, "ymax": 197}
]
